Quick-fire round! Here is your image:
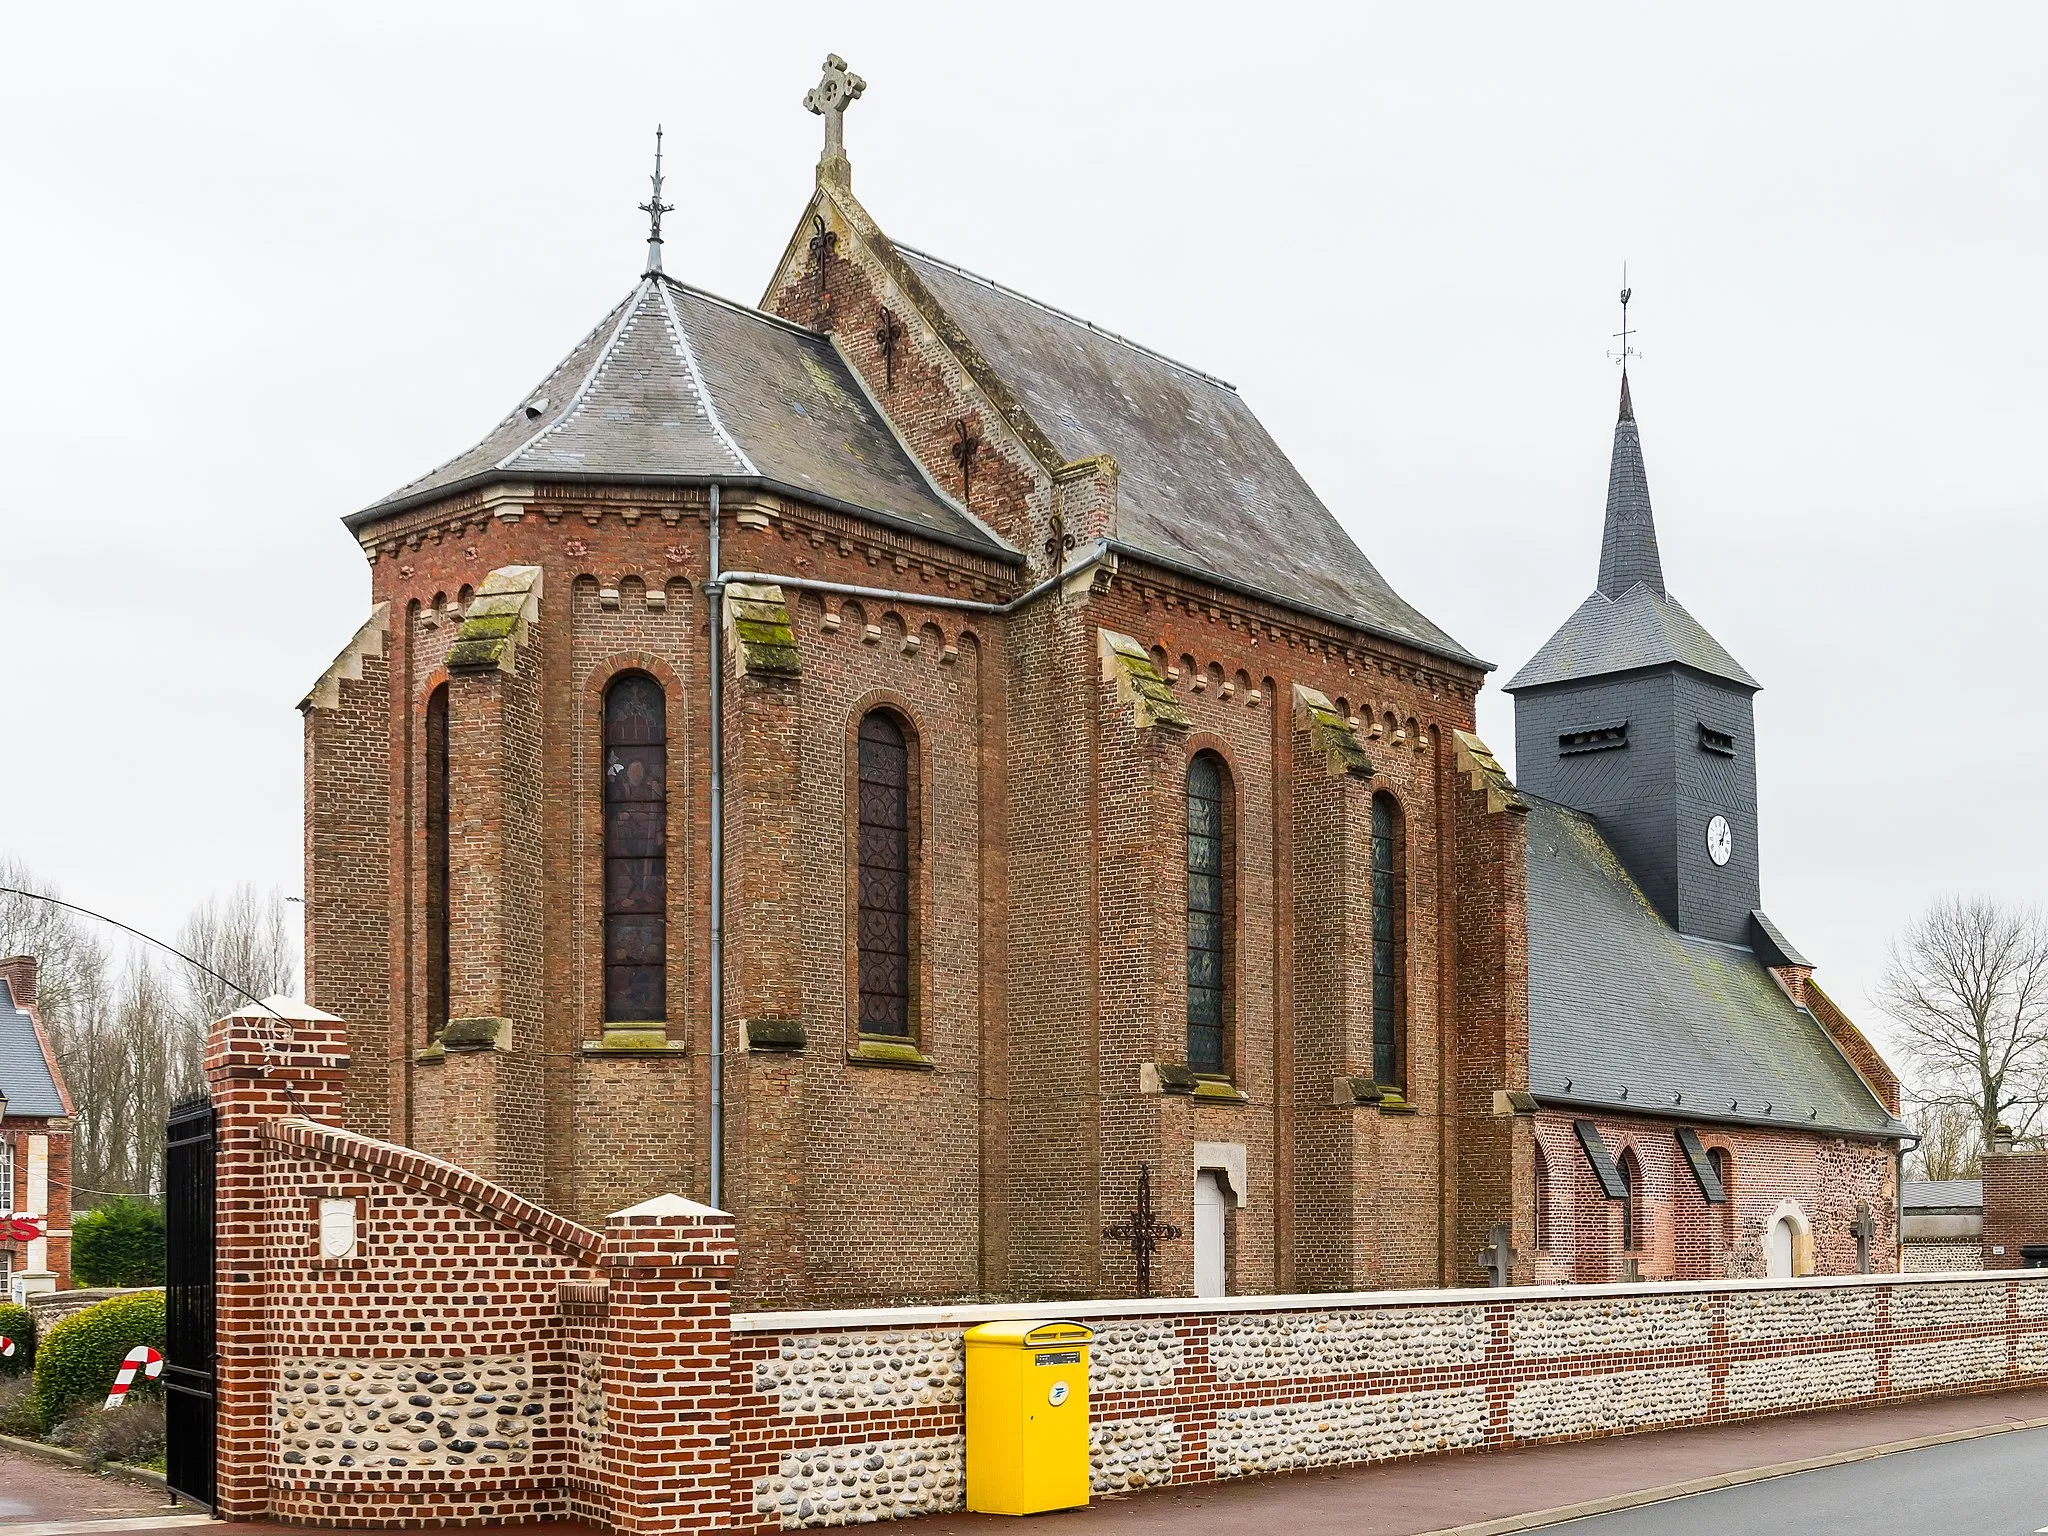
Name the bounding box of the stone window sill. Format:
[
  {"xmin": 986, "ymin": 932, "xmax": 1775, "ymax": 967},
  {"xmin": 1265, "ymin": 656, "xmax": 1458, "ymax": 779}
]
[
  {"xmin": 848, "ymin": 1036, "xmax": 935, "ymax": 1071},
  {"xmin": 1378, "ymin": 1092, "xmax": 1419, "ymax": 1115},
  {"xmin": 580, "ymin": 1025, "xmax": 686, "ymax": 1056},
  {"xmin": 1192, "ymin": 1077, "xmax": 1251, "ymax": 1106}
]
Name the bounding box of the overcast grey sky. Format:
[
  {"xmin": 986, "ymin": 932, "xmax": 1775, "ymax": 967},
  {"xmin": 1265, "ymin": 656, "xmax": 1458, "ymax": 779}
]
[{"xmin": 2, "ymin": 3, "xmax": 2041, "ymax": 1071}]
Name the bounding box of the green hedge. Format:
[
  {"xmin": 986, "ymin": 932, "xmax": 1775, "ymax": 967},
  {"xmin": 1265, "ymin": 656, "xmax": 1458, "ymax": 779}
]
[
  {"xmin": 0, "ymin": 1302, "xmax": 32, "ymax": 1375},
  {"xmin": 73, "ymin": 1198, "xmax": 166, "ymax": 1288},
  {"xmin": 31, "ymin": 1291, "xmax": 165, "ymax": 1431}
]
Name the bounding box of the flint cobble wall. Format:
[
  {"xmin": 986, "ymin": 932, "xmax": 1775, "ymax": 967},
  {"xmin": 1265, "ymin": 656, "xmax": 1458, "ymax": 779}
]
[{"xmin": 728, "ymin": 1272, "xmax": 2048, "ymax": 1531}]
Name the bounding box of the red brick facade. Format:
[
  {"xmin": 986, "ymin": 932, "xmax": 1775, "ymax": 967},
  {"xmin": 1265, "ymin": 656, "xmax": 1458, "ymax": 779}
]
[
  {"xmin": 0, "ymin": 955, "xmax": 74, "ymax": 1292},
  {"xmin": 303, "ymin": 163, "xmax": 1900, "ymax": 1309},
  {"xmin": 1982, "ymin": 1150, "xmax": 2048, "ymax": 1269}
]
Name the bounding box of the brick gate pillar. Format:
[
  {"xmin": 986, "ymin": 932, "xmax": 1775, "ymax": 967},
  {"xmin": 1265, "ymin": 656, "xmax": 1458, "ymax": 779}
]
[
  {"xmin": 204, "ymin": 998, "xmax": 349, "ymax": 1520},
  {"xmin": 600, "ymin": 1194, "xmax": 737, "ymax": 1534}
]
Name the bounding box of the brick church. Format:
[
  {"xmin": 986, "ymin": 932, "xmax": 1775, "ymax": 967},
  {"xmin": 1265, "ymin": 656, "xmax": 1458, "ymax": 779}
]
[{"xmin": 300, "ymin": 57, "xmax": 1905, "ymax": 1308}]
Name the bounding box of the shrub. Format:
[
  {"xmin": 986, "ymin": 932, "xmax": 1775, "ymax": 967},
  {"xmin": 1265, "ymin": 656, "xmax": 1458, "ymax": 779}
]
[
  {"xmin": 48, "ymin": 1399, "xmax": 166, "ymax": 1469},
  {"xmin": 72, "ymin": 1198, "xmax": 166, "ymax": 1288},
  {"xmin": 0, "ymin": 1376, "xmax": 36, "ymax": 1437},
  {"xmin": 0, "ymin": 1301, "xmax": 34, "ymax": 1374},
  {"xmin": 30, "ymin": 1290, "xmax": 165, "ymax": 1432}
]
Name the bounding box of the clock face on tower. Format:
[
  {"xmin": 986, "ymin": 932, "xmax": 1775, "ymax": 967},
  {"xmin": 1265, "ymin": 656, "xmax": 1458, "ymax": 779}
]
[{"xmin": 1705, "ymin": 814, "xmax": 1733, "ymax": 867}]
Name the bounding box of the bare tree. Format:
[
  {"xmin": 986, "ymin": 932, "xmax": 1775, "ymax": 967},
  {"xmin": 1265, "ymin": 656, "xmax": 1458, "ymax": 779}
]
[
  {"xmin": 0, "ymin": 855, "xmax": 107, "ymax": 1035},
  {"xmin": 174, "ymin": 884, "xmax": 300, "ymax": 1100},
  {"xmin": 1880, "ymin": 897, "xmax": 2048, "ymax": 1152},
  {"xmin": 1904, "ymin": 1098, "xmax": 1982, "ymax": 1182}
]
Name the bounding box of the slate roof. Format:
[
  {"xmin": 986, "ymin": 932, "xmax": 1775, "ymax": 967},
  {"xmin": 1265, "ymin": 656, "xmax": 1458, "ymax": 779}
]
[
  {"xmin": 1524, "ymin": 795, "xmax": 1904, "ymax": 1139},
  {"xmin": 0, "ymin": 977, "xmax": 69, "ymax": 1119},
  {"xmin": 895, "ymin": 248, "xmax": 1484, "ymax": 668},
  {"xmin": 352, "ymin": 277, "xmax": 1004, "ymax": 557},
  {"xmin": 1507, "ymin": 378, "xmax": 1755, "ymax": 694},
  {"xmin": 1903, "ymin": 1179, "xmax": 1983, "ymax": 1212}
]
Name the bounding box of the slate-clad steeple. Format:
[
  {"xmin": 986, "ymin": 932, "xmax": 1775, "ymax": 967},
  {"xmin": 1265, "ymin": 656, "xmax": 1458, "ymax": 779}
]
[
  {"xmin": 1507, "ymin": 375, "xmax": 1764, "ymax": 947},
  {"xmin": 1596, "ymin": 375, "xmax": 1665, "ymax": 598}
]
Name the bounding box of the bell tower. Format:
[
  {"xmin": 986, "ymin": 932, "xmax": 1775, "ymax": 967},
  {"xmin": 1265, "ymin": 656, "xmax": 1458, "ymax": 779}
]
[{"xmin": 1506, "ymin": 372, "xmax": 1764, "ymax": 946}]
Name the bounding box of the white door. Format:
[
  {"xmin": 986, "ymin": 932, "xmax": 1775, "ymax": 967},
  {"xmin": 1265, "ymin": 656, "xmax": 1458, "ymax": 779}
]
[
  {"xmin": 1194, "ymin": 1171, "xmax": 1228, "ymax": 1297},
  {"xmin": 1767, "ymin": 1216, "xmax": 1794, "ymax": 1278}
]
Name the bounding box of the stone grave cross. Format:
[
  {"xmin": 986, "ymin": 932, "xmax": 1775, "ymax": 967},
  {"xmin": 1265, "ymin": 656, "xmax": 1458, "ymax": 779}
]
[
  {"xmin": 1477, "ymin": 1221, "xmax": 1517, "ymax": 1287},
  {"xmin": 1852, "ymin": 1201, "xmax": 1876, "ymax": 1274}
]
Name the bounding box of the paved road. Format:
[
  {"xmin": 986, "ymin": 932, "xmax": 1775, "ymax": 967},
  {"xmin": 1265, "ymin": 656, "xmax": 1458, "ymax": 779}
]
[{"xmin": 1545, "ymin": 1425, "xmax": 2048, "ymax": 1535}]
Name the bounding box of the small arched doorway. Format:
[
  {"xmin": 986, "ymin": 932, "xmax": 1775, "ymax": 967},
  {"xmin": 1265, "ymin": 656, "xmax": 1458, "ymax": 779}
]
[{"xmin": 1766, "ymin": 1215, "xmax": 1795, "ymax": 1278}]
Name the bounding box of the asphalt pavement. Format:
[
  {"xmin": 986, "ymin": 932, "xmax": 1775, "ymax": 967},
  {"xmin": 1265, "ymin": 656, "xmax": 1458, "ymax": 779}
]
[{"xmin": 1541, "ymin": 1425, "xmax": 2048, "ymax": 1535}]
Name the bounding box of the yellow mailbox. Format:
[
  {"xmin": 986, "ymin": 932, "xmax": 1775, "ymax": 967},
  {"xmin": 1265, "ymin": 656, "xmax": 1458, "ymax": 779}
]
[{"xmin": 963, "ymin": 1319, "xmax": 1094, "ymax": 1515}]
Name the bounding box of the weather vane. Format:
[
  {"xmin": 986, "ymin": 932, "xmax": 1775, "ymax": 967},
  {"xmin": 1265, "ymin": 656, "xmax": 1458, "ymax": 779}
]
[
  {"xmin": 1609, "ymin": 265, "xmax": 1640, "ymax": 373},
  {"xmin": 639, "ymin": 125, "xmax": 674, "ymax": 275}
]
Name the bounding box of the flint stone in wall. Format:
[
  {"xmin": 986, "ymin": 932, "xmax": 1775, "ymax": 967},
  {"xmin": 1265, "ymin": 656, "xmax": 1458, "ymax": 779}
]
[
  {"xmin": 756, "ymin": 1331, "xmax": 965, "ymax": 1416},
  {"xmin": 1891, "ymin": 1282, "xmax": 2006, "ymax": 1328},
  {"xmin": 1210, "ymin": 1307, "xmax": 1486, "ymax": 1382},
  {"xmin": 1727, "ymin": 1287, "xmax": 1876, "ymax": 1342},
  {"xmin": 1088, "ymin": 1320, "xmax": 1182, "ymax": 1393},
  {"xmin": 752, "ymin": 1436, "xmax": 964, "ymax": 1529},
  {"xmin": 1508, "ymin": 1367, "xmax": 1710, "ymax": 1439},
  {"xmin": 1509, "ymin": 1298, "xmax": 1708, "ymax": 1359},
  {"xmin": 574, "ymin": 1352, "xmax": 604, "ymax": 1470},
  {"xmin": 1090, "ymin": 1415, "xmax": 1180, "ymax": 1491},
  {"xmin": 1905, "ymin": 1241, "xmax": 1985, "ymax": 1274},
  {"xmin": 2017, "ymin": 1281, "xmax": 2048, "ymax": 1317},
  {"xmin": 1725, "ymin": 1351, "xmax": 1876, "ymax": 1411},
  {"xmin": 1208, "ymin": 1387, "xmax": 1486, "ymax": 1477},
  {"xmin": 2015, "ymin": 1333, "xmax": 2048, "ymax": 1373},
  {"xmin": 1892, "ymin": 1335, "xmax": 2007, "ymax": 1388},
  {"xmin": 272, "ymin": 1356, "xmax": 539, "ymax": 1474}
]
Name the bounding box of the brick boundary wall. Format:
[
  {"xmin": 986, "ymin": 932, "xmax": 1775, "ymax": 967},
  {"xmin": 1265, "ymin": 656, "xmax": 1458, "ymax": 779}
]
[
  {"xmin": 205, "ymin": 1006, "xmax": 2048, "ymax": 1533},
  {"xmin": 1982, "ymin": 1150, "xmax": 2048, "ymax": 1268}
]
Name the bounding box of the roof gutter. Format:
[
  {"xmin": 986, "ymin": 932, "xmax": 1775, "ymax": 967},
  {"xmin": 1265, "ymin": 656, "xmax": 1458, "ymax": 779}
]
[
  {"xmin": 344, "ymin": 471, "xmax": 1027, "ymax": 567},
  {"xmin": 1533, "ymin": 1092, "xmax": 1910, "ymax": 1145}
]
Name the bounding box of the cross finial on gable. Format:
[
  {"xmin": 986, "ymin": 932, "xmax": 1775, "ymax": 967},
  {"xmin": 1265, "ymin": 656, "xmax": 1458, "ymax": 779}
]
[{"xmin": 805, "ymin": 53, "xmax": 867, "ymax": 188}]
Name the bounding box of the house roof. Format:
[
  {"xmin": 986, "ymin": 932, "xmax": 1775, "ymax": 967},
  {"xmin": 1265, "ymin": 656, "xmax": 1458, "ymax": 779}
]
[
  {"xmin": 0, "ymin": 976, "xmax": 69, "ymax": 1119},
  {"xmin": 1902, "ymin": 1179, "xmax": 1983, "ymax": 1212},
  {"xmin": 1524, "ymin": 795, "xmax": 1904, "ymax": 1140},
  {"xmin": 351, "ymin": 276, "xmax": 1008, "ymax": 558},
  {"xmin": 1507, "ymin": 378, "xmax": 1756, "ymax": 694},
  {"xmin": 894, "ymin": 247, "xmax": 1485, "ymax": 669}
]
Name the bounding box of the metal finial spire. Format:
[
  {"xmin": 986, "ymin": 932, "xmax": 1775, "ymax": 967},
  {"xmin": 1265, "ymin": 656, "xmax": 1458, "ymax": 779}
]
[{"xmin": 638, "ymin": 125, "xmax": 674, "ymax": 275}]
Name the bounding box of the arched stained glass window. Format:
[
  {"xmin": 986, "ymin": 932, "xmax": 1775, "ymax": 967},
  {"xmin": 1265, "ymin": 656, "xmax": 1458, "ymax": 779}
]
[
  {"xmin": 604, "ymin": 673, "xmax": 667, "ymax": 1023},
  {"xmin": 1186, "ymin": 752, "xmax": 1231, "ymax": 1077},
  {"xmin": 425, "ymin": 683, "xmax": 451, "ymax": 1044},
  {"xmin": 1619, "ymin": 1148, "xmax": 1643, "ymax": 1252},
  {"xmin": 1710, "ymin": 1148, "xmax": 1735, "ymax": 1247},
  {"xmin": 856, "ymin": 711, "xmax": 914, "ymax": 1038},
  {"xmin": 1370, "ymin": 792, "xmax": 1406, "ymax": 1090},
  {"xmin": 1534, "ymin": 1144, "xmax": 1552, "ymax": 1251}
]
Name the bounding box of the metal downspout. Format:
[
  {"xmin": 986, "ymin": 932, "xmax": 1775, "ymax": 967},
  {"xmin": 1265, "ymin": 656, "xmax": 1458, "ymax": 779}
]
[{"xmin": 706, "ymin": 483, "xmax": 726, "ymax": 1210}]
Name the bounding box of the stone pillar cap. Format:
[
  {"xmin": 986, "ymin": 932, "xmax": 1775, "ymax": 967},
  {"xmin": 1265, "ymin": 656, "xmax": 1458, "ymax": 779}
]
[{"xmin": 608, "ymin": 1192, "xmax": 728, "ymax": 1221}]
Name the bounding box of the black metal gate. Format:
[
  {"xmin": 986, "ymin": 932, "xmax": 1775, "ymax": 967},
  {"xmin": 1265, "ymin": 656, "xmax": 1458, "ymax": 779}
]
[{"xmin": 164, "ymin": 1093, "xmax": 217, "ymax": 1508}]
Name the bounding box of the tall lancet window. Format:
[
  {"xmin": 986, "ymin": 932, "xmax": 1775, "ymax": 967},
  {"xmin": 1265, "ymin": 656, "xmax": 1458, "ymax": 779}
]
[
  {"xmin": 604, "ymin": 673, "xmax": 667, "ymax": 1022},
  {"xmin": 425, "ymin": 684, "xmax": 451, "ymax": 1043},
  {"xmin": 1371, "ymin": 791, "xmax": 1407, "ymax": 1090},
  {"xmin": 1186, "ymin": 752, "xmax": 1233, "ymax": 1077},
  {"xmin": 856, "ymin": 710, "xmax": 915, "ymax": 1039}
]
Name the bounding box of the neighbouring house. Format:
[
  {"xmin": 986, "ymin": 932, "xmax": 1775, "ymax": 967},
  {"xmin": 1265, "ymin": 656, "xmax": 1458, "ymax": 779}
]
[
  {"xmin": 1981, "ymin": 1146, "xmax": 2048, "ymax": 1268},
  {"xmin": 298, "ymin": 56, "xmax": 1904, "ymax": 1308},
  {"xmin": 0, "ymin": 956, "xmax": 74, "ymax": 1296},
  {"xmin": 1902, "ymin": 1178, "xmax": 1983, "ymax": 1271}
]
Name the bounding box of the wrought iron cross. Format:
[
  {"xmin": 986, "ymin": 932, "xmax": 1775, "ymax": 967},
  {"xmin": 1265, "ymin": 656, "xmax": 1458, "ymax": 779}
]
[
  {"xmin": 1852, "ymin": 1201, "xmax": 1876, "ymax": 1275},
  {"xmin": 809, "ymin": 213, "xmax": 838, "ymax": 317},
  {"xmin": 874, "ymin": 306, "xmax": 905, "ymax": 388},
  {"xmin": 1477, "ymin": 1221, "xmax": 1517, "ymax": 1287},
  {"xmin": 1103, "ymin": 1163, "xmax": 1181, "ymax": 1298},
  {"xmin": 950, "ymin": 419, "xmax": 981, "ymax": 508},
  {"xmin": 638, "ymin": 125, "xmax": 674, "ymax": 275},
  {"xmin": 804, "ymin": 53, "xmax": 866, "ymax": 163}
]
